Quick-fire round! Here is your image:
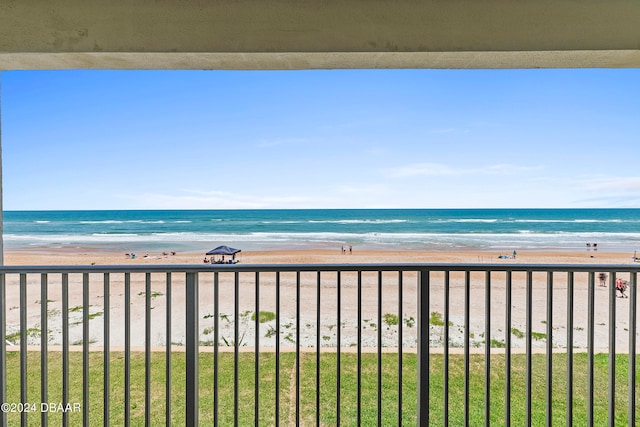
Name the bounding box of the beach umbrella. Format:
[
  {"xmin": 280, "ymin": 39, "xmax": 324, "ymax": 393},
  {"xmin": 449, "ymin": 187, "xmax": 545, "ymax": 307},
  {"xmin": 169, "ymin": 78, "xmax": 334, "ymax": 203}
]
[{"xmin": 206, "ymin": 245, "xmax": 241, "ymax": 256}]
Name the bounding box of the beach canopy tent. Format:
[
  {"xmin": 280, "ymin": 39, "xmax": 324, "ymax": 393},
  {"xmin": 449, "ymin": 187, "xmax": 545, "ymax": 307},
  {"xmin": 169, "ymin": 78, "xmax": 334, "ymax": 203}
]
[{"xmin": 206, "ymin": 246, "xmax": 241, "ymax": 256}]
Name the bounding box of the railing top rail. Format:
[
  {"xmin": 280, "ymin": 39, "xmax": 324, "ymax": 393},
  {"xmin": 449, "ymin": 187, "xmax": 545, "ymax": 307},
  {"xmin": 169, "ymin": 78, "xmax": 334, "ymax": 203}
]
[{"xmin": 1, "ymin": 263, "xmax": 639, "ymax": 274}]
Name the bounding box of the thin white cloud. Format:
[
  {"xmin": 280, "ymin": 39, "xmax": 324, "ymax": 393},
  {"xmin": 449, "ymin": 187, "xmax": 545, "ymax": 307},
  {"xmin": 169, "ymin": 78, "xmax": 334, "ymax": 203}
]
[
  {"xmin": 585, "ymin": 177, "xmax": 640, "ymax": 193},
  {"xmin": 385, "ymin": 162, "xmax": 541, "ymax": 178}
]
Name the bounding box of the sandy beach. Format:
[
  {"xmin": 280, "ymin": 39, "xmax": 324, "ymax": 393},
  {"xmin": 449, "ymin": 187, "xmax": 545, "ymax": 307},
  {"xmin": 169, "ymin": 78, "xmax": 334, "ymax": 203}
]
[{"xmin": 3, "ymin": 248, "xmax": 639, "ymax": 352}]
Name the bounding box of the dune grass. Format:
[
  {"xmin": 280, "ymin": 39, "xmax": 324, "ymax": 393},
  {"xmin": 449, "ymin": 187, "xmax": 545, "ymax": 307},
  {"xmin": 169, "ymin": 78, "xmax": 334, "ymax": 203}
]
[{"xmin": 3, "ymin": 351, "xmax": 638, "ymax": 426}]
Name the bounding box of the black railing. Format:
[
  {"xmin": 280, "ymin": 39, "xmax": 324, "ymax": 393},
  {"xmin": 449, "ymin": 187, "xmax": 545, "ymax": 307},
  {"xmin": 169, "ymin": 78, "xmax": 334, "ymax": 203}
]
[{"xmin": 0, "ymin": 263, "xmax": 638, "ymax": 426}]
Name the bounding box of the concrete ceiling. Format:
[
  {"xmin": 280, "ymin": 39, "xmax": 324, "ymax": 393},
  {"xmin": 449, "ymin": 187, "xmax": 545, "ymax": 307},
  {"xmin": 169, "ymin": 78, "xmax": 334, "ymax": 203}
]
[{"xmin": 1, "ymin": 0, "xmax": 639, "ymax": 70}]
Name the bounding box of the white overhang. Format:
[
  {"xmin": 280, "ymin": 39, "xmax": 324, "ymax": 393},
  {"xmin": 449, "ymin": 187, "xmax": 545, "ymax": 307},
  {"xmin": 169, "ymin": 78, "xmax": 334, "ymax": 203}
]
[{"xmin": 1, "ymin": 1, "xmax": 639, "ymax": 70}]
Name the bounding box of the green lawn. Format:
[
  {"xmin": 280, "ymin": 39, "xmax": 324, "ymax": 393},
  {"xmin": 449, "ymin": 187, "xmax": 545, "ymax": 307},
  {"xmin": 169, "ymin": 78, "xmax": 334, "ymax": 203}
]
[{"xmin": 3, "ymin": 351, "xmax": 638, "ymax": 426}]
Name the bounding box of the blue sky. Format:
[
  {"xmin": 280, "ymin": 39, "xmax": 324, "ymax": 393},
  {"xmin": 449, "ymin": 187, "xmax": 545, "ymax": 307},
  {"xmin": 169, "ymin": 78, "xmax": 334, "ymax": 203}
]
[{"xmin": 1, "ymin": 69, "xmax": 639, "ymax": 210}]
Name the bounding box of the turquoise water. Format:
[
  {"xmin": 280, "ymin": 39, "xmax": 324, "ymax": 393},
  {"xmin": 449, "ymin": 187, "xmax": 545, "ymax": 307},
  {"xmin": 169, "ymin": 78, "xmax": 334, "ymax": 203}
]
[{"xmin": 3, "ymin": 209, "xmax": 640, "ymax": 253}]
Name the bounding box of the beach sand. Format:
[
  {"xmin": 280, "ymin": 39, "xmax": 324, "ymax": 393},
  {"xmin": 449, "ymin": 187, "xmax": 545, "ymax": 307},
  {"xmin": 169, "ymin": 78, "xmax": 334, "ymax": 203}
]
[{"xmin": 3, "ymin": 248, "xmax": 638, "ymax": 352}]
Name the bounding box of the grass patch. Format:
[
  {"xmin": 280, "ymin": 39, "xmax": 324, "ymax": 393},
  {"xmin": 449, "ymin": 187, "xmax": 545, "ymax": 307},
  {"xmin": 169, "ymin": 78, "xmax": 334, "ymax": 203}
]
[
  {"xmin": 430, "ymin": 311, "xmax": 453, "ymax": 327},
  {"xmin": 251, "ymin": 311, "xmax": 276, "ymax": 323},
  {"xmin": 4, "ymin": 351, "xmax": 637, "ymax": 425}
]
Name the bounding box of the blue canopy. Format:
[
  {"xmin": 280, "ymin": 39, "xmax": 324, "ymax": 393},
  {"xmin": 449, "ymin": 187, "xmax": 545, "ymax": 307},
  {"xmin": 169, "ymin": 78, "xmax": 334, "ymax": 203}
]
[{"xmin": 206, "ymin": 245, "xmax": 241, "ymax": 255}]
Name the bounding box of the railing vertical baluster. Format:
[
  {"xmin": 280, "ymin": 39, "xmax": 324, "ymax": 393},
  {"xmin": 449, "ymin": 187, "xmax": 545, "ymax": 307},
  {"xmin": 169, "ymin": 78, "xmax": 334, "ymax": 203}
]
[
  {"xmin": 525, "ymin": 271, "xmax": 533, "ymax": 427},
  {"xmin": 505, "ymin": 270, "xmax": 512, "ymax": 427},
  {"xmin": 608, "ymin": 272, "xmax": 616, "ymax": 427},
  {"xmin": 234, "ymin": 271, "xmax": 239, "ymax": 427},
  {"xmin": 357, "ymin": 270, "xmax": 362, "ymax": 427},
  {"xmin": 124, "ymin": 272, "xmax": 131, "ymax": 427},
  {"xmin": 275, "ymin": 271, "xmax": 280, "ymax": 426},
  {"xmin": 185, "ymin": 271, "xmax": 199, "ymax": 427},
  {"xmin": 83, "ymin": 272, "xmax": 90, "ymax": 425},
  {"xmin": 213, "ymin": 271, "xmax": 219, "ymax": 427},
  {"xmin": 546, "ymin": 272, "xmax": 553, "ymax": 427},
  {"xmin": 444, "ymin": 270, "xmax": 450, "ymax": 427},
  {"xmin": 587, "ymin": 271, "xmax": 595, "ymax": 427},
  {"xmin": 464, "ymin": 270, "xmax": 470, "ymax": 427},
  {"xmin": 336, "ymin": 271, "xmax": 341, "ymax": 427},
  {"xmin": 566, "ymin": 272, "xmax": 574, "ymax": 427},
  {"xmin": 165, "ymin": 272, "xmax": 171, "ymax": 427},
  {"xmin": 0, "ymin": 273, "xmax": 6, "ymax": 427},
  {"xmin": 418, "ymin": 269, "xmax": 430, "ymax": 427},
  {"xmin": 41, "ymin": 273, "xmax": 49, "ymax": 427},
  {"xmin": 62, "ymin": 273, "xmax": 69, "ymax": 427},
  {"xmin": 145, "ymin": 272, "xmax": 151, "ymax": 426},
  {"xmin": 296, "ymin": 271, "xmax": 301, "ymax": 427},
  {"xmin": 104, "ymin": 273, "xmax": 111, "ymax": 427},
  {"xmin": 398, "ymin": 271, "xmax": 403, "ymax": 427},
  {"xmin": 629, "ymin": 272, "xmax": 637, "ymax": 427},
  {"xmin": 19, "ymin": 273, "xmax": 27, "ymax": 426},
  {"xmin": 377, "ymin": 270, "xmax": 383, "ymax": 427},
  {"xmin": 485, "ymin": 271, "xmax": 491, "ymax": 427},
  {"xmin": 255, "ymin": 272, "xmax": 260, "ymax": 426},
  {"xmin": 316, "ymin": 271, "xmax": 321, "ymax": 427}
]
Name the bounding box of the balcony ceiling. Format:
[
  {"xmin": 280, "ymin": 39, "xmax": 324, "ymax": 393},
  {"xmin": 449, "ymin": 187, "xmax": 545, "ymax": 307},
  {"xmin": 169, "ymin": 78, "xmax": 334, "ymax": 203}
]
[{"xmin": 1, "ymin": 0, "xmax": 639, "ymax": 70}]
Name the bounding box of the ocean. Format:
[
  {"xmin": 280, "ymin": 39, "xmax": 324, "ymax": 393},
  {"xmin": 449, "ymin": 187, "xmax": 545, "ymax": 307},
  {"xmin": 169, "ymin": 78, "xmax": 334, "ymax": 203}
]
[{"xmin": 3, "ymin": 209, "xmax": 640, "ymax": 253}]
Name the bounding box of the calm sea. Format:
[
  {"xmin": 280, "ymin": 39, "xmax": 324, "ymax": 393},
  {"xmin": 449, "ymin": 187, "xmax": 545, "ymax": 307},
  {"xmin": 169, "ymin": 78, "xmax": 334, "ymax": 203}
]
[{"xmin": 3, "ymin": 209, "xmax": 640, "ymax": 253}]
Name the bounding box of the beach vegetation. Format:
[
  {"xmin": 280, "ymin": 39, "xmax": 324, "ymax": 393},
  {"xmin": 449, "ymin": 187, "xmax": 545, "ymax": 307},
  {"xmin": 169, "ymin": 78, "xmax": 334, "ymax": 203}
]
[
  {"xmin": 137, "ymin": 291, "xmax": 164, "ymax": 298},
  {"xmin": 404, "ymin": 316, "xmax": 416, "ymax": 328},
  {"xmin": 71, "ymin": 338, "xmax": 97, "ymax": 345},
  {"xmin": 3, "ymin": 351, "xmax": 634, "ymax": 425},
  {"xmin": 251, "ymin": 311, "xmax": 276, "ymax": 323},
  {"xmin": 531, "ymin": 331, "xmax": 547, "ymax": 341},
  {"xmin": 490, "ymin": 339, "xmax": 506, "ymax": 348},
  {"xmin": 264, "ymin": 325, "xmax": 276, "ymax": 338},
  {"xmin": 383, "ymin": 313, "xmax": 399, "ymax": 327},
  {"xmin": 221, "ymin": 331, "xmax": 247, "ymax": 347},
  {"xmin": 429, "ymin": 311, "xmax": 453, "ymax": 327},
  {"xmin": 284, "ymin": 333, "xmax": 295, "ymax": 344},
  {"xmin": 88, "ymin": 311, "xmax": 103, "ymax": 320},
  {"xmin": 5, "ymin": 328, "xmax": 44, "ymax": 344},
  {"xmin": 511, "ymin": 327, "xmax": 525, "ymax": 339}
]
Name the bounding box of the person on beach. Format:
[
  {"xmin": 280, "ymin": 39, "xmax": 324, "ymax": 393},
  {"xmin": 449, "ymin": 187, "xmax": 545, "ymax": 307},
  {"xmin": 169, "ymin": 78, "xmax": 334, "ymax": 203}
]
[
  {"xmin": 616, "ymin": 278, "xmax": 629, "ymax": 298},
  {"xmin": 598, "ymin": 272, "xmax": 607, "ymax": 287}
]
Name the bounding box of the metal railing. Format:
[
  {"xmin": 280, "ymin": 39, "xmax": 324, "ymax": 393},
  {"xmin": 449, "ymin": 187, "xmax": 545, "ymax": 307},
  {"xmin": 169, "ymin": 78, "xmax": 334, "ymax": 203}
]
[{"xmin": 0, "ymin": 263, "xmax": 638, "ymax": 426}]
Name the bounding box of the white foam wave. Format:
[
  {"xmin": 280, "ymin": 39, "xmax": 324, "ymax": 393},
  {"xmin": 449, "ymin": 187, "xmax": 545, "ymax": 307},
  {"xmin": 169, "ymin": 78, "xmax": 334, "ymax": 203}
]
[
  {"xmin": 441, "ymin": 219, "xmax": 498, "ymax": 223},
  {"xmin": 5, "ymin": 230, "xmax": 640, "ymax": 251},
  {"xmin": 307, "ymin": 219, "xmax": 408, "ymax": 224}
]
